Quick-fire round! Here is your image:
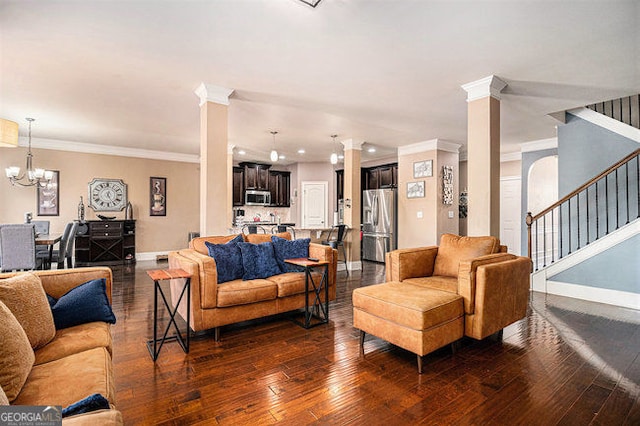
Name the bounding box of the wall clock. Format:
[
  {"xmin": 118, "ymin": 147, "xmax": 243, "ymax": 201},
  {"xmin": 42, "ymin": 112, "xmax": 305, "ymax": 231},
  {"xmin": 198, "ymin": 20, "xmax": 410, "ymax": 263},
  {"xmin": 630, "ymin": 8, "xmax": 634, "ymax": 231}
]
[{"xmin": 88, "ymin": 178, "xmax": 128, "ymax": 212}]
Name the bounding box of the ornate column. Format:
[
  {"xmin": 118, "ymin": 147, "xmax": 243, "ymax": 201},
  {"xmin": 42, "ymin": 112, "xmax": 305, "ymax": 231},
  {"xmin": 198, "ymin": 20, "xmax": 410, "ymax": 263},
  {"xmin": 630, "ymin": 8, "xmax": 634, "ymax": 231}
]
[
  {"xmin": 461, "ymin": 75, "xmax": 507, "ymax": 237},
  {"xmin": 194, "ymin": 83, "xmax": 234, "ymax": 236},
  {"xmin": 342, "ymin": 139, "xmax": 363, "ymax": 271}
]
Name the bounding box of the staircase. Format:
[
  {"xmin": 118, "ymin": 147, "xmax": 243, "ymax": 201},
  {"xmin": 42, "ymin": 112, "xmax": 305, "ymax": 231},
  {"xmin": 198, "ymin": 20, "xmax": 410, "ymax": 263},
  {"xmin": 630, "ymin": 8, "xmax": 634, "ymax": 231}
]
[{"xmin": 528, "ymin": 96, "xmax": 640, "ymax": 309}]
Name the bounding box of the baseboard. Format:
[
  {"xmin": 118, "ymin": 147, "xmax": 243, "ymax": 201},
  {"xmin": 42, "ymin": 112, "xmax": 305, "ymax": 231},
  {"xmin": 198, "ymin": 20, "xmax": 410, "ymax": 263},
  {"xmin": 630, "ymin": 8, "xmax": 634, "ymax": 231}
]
[
  {"xmin": 136, "ymin": 251, "xmax": 169, "ymax": 261},
  {"xmin": 544, "ymin": 280, "xmax": 640, "ymax": 310}
]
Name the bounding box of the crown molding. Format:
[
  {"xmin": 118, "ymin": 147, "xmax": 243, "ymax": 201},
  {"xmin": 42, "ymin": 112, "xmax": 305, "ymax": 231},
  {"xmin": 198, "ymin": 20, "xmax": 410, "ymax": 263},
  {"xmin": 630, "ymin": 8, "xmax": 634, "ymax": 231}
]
[
  {"xmin": 341, "ymin": 139, "xmax": 363, "ymax": 150},
  {"xmin": 398, "ymin": 139, "xmax": 461, "ymax": 156},
  {"xmin": 461, "ymin": 75, "xmax": 508, "ymax": 102},
  {"xmin": 194, "ymin": 83, "xmax": 235, "ymax": 107},
  {"xmin": 24, "ymin": 137, "xmax": 199, "ymax": 163},
  {"xmin": 520, "ymin": 137, "xmax": 558, "ymax": 153}
]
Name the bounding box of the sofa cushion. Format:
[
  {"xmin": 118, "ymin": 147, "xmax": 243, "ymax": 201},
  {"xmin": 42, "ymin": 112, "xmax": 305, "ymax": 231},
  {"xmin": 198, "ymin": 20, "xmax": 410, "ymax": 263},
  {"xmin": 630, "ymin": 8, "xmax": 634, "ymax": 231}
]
[
  {"xmin": 49, "ymin": 278, "xmax": 116, "ymax": 330},
  {"xmin": 13, "ymin": 347, "xmax": 116, "ymax": 408},
  {"xmin": 0, "ymin": 272, "xmax": 55, "ymax": 349},
  {"xmin": 0, "ymin": 299, "xmax": 35, "ymax": 402},
  {"xmin": 271, "ymin": 236, "xmax": 310, "ymax": 273},
  {"xmin": 245, "ymin": 232, "xmax": 291, "ymax": 244},
  {"xmin": 402, "ymin": 275, "xmax": 458, "ymax": 293},
  {"xmin": 433, "ymin": 234, "xmax": 499, "ymax": 278},
  {"xmin": 205, "ymin": 234, "xmax": 244, "ymax": 283},
  {"xmin": 267, "ymin": 272, "xmax": 323, "ymax": 297},
  {"xmin": 34, "ymin": 321, "xmax": 113, "ymax": 365},
  {"xmin": 217, "ymin": 279, "xmax": 277, "ymax": 307},
  {"xmin": 238, "ymin": 242, "xmax": 282, "ymax": 280}
]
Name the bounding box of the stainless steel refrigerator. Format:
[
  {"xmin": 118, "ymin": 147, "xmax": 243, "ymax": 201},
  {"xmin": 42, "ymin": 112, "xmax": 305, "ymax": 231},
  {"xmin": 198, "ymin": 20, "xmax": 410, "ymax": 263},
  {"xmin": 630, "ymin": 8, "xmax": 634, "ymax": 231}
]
[{"xmin": 362, "ymin": 189, "xmax": 397, "ymax": 262}]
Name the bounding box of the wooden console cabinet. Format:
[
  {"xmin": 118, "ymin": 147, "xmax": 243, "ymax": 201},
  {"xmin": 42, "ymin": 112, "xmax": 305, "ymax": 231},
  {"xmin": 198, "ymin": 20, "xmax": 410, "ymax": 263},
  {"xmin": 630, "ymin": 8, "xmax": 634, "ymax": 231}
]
[{"xmin": 75, "ymin": 220, "xmax": 135, "ymax": 266}]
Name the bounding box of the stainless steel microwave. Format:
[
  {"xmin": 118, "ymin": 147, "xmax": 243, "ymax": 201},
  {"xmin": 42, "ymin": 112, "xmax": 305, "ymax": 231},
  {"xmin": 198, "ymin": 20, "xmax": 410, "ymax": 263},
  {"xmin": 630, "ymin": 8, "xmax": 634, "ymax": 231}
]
[{"xmin": 245, "ymin": 190, "xmax": 271, "ymax": 206}]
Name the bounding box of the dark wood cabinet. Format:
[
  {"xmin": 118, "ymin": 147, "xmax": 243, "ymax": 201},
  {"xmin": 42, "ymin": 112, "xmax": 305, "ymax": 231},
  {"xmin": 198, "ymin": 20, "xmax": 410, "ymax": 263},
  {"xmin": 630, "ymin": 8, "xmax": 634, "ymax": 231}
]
[
  {"xmin": 269, "ymin": 171, "xmax": 290, "ymax": 207},
  {"xmin": 336, "ymin": 169, "xmax": 344, "ymax": 204},
  {"xmin": 241, "ymin": 162, "xmax": 271, "ymax": 190},
  {"xmin": 362, "ymin": 163, "xmax": 398, "ymax": 190},
  {"xmin": 75, "ymin": 220, "xmax": 135, "ymax": 266},
  {"xmin": 232, "ymin": 166, "xmax": 244, "ymax": 206}
]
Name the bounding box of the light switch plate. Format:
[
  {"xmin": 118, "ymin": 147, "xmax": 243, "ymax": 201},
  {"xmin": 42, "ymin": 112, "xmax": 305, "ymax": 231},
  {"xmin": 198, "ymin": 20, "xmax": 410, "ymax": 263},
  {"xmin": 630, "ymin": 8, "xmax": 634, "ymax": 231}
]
[
  {"xmin": 448, "ymin": 211, "xmax": 454, "ymax": 218},
  {"xmin": 417, "ymin": 211, "xmax": 423, "ymax": 219}
]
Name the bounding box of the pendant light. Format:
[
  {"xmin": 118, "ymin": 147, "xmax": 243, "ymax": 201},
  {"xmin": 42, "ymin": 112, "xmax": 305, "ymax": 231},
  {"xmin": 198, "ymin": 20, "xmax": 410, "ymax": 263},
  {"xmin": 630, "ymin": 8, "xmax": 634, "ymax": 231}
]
[
  {"xmin": 270, "ymin": 131, "xmax": 278, "ymax": 162},
  {"xmin": 330, "ymin": 134, "xmax": 338, "ymax": 165}
]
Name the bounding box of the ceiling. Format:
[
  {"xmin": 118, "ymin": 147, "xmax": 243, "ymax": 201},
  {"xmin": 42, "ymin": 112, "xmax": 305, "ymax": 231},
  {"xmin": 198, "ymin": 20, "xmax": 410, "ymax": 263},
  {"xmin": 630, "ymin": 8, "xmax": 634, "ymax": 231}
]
[{"xmin": 1, "ymin": 0, "xmax": 638, "ymax": 165}]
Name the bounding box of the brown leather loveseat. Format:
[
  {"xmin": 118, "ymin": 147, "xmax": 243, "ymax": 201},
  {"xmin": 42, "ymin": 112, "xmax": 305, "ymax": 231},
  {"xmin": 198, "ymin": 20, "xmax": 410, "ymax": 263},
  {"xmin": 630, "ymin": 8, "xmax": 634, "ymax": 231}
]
[
  {"xmin": 168, "ymin": 232, "xmax": 337, "ymax": 339},
  {"xmin": 353, "ymin": 234, "xmax": 532, "ymax": 373}
]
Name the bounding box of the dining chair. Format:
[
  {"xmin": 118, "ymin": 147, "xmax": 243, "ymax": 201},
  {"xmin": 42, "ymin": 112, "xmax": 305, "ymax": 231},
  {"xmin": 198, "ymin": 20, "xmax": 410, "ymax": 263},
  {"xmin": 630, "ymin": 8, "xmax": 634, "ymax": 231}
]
[
  {"xmin": 0, "ymin": 224, "xmax": 39, "ymax": 272},
  {"xmin": 37, "ymin": 221, "xmax": 78, "ymax": 269},
  {"xmin": 271, "ymin": 225, "xmax": 296, "ymax": 239},
  {"xmin": 241, "ymin": 224, "xmax": 267, "ymax": 235},
  {"xmin": 321, "ymin": 224, "xmax": 349, "ymax": 276},
  {"xmin": 32, "ymin": 220, "xmax": 51, "ymax": 260}
]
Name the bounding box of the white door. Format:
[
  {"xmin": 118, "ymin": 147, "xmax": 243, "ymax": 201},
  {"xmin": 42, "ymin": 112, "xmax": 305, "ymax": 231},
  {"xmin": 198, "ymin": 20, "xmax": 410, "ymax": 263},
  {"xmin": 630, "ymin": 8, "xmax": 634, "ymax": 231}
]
[
  {"xmin": 501, "ymin": 177, "xmax": 522, "ymax": 255},
  {"xmin": 301, "ymin": 181, "xmax": 328, "ymax": 228}
]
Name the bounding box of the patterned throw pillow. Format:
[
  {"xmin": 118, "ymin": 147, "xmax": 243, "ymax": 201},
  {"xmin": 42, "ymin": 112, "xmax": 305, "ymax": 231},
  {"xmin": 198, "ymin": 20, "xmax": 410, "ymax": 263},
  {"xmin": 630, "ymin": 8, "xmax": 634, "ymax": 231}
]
[
  {"xmin": 205, "ymin": 234, "xmax": 244, "ymax": 283},
  {"xmin": 237, "ymin": 242, "xmax": 282, "ymax": 280},
  {"xmin": 0, "ymin": 273, "xmax": 55, "ymax": 349},
  {"xmin": 0, "ymin": 299, "xmax": 35, "ymax": 402},
  {"xmin": 271, "ymin": 236, "xmax": 311, "ymax": 273}
]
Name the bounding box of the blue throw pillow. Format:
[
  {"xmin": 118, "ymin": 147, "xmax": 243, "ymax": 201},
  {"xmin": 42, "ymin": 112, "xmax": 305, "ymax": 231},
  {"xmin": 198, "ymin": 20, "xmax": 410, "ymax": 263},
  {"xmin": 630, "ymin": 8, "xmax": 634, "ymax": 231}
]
[
  {"xmin": 48, "ymin": 278, "xmax": 116, "ymax": 330},
  {"xmin": 205, "ymin": 234, "xmax": 244, "ymax": 283},
  {"xmin": 62, "ymin": 393, "xmax": 110, "ymax": 417},
  {"xmin": 237, "ymin": 242, "xmax": 282, "ymax": 280},
  {"xmin": 271, "ymin": 236, "xmax": 311, "ymax": 273}
]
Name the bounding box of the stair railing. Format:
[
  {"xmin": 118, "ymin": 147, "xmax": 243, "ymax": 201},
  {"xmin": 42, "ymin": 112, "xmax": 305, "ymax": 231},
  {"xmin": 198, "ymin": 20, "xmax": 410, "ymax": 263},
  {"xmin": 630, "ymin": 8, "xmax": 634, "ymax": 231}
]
[
  {"xmin": 586, "ymin": 94, "xmax": 640, "ymax": 129},
  {"xmin": 527, "ymin": 148, "xmax": 640, "ymax": 272}
]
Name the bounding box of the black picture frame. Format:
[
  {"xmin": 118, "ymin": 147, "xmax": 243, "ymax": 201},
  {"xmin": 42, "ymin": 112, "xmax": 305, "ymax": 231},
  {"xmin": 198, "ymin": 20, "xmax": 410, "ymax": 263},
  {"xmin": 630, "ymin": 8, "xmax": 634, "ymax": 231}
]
[
  {"xmin": 150, "ymin": 177, "xmax": 167, "ymax": 216},
  {"xmin": 37, "ymin": 170, "xmax": 60, "ymax": 216}
]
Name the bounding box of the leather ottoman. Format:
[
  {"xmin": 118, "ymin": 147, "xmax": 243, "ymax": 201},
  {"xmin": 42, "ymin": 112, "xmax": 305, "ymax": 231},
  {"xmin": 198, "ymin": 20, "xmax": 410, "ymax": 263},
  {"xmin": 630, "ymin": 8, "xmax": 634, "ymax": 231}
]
[{"xmin": 353, "ymin": 281, "xmax": 464, "ymax": 373}]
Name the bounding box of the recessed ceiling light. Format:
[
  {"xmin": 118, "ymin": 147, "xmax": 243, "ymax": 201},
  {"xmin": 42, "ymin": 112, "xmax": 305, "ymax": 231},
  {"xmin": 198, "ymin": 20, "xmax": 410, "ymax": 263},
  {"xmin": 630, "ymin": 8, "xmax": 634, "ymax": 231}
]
[
  {"xmin": 238, "ymin": 150, "xmax": 246, "ymax": 155},
  {"xmin": 367, "ymin": 147, "xmax": 376, "ymax": 153},
  {"xmin": 298, "ymin": 149, "xmax": 305, "ymax": 154}
]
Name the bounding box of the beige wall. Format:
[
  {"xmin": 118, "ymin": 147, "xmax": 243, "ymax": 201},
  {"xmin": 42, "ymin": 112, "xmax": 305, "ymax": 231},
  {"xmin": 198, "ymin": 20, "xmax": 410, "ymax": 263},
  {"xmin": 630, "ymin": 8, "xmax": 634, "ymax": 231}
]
[
  {"xmin": 0, "ymin": 147, "xmax": 199, "ymax": 254},
  {"xmin": 292, "ymin": 162, "xmax": 335, "ymax": 226}
]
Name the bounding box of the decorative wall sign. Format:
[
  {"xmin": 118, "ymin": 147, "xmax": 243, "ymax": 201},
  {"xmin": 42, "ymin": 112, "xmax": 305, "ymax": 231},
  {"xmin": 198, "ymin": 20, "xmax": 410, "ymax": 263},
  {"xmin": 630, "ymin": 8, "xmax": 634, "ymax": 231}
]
[
  {"xmin": 37, "ymin": 170, "xmax": 59, "ymax": 216},
  {"xmin": 413, "ymin": 160, "xmax": 433, "ymax": 178},
  {"xmin": 407, "ymin": 181, "xmax": 425, "ymax": 198},
  {"xmin": 88, "ymin": 178, "xmax": 128, "ymax": 212},
  {"xmin": 459, "ymin": 190, "xmax": 468, "ymax": 218},
  {"xmin": 150, "ymin": 177, "xmax": 166, "ymax": 216},
  {"xmin": 442, "ymin": 165, "xmax": 454, "ymax": 205}
]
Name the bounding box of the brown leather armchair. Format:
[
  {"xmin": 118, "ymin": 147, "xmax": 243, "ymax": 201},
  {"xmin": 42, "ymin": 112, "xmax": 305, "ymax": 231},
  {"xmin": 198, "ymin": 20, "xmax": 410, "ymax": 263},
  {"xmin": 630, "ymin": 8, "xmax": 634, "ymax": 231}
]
[{"xmin": 353, "ymin": 234, "xmax": 532, "ymax": 372}]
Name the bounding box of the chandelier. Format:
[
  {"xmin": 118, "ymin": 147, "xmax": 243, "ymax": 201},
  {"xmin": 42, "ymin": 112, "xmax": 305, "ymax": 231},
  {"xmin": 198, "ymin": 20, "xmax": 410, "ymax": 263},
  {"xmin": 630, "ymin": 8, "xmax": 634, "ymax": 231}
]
[
  {"xmin": 4, "ymin": 118, "xmax": 54, "ymax": 187},
  {"xmin": 270, "ymin": 131, "xmax": 279, "ymax": 162},
  {"xmin": 330, "ymin": 134, "xmax": 339, "ymax": 165}
]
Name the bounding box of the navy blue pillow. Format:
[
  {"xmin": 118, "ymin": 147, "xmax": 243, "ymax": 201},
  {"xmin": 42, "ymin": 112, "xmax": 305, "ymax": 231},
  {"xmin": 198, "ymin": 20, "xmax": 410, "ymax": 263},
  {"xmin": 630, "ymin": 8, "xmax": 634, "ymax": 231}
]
[
  {"xmin": 48, "ymin": 278, "xmax": 116, "ymax": 330},
  {"xmin": 62, "ymin": 393, "xmax": 110, "ymax": 418},
  {"xmin": 271, "ymin": 236, "xmax": 311, "ymax": 273},
  {"xmin": 237, "ymin": 242, "xmax": 282, "ymax": 280},
  {"xmin": 205, "ymin": 234, "xmax": 244, "ymax": 283}
]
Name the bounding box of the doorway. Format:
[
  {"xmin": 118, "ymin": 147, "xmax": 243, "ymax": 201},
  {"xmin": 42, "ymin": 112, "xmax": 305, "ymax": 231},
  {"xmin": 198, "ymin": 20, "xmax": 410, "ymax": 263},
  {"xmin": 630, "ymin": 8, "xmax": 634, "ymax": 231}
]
[{"xmin": 301, "ymin": 181, "xmax": 328, "ymax": 228}]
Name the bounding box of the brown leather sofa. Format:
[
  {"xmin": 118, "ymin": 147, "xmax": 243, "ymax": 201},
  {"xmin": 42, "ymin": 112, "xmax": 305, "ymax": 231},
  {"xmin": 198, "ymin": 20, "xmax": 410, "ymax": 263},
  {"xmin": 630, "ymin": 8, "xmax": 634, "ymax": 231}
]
[
  {"xmin": 168, "ymin": 232, "xmax": 337, "ymax": 339},
  {"xmin": 353, "ymin": 234, "xmax": 532, "ymax": 373},
  {"xmin": 0, "ymin": 267, "xmax": 122, "ymax": 425}
]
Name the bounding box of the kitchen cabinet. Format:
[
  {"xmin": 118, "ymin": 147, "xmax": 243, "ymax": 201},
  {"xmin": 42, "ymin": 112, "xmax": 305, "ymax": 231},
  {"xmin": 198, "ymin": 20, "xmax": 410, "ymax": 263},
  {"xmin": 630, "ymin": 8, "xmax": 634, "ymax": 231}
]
[
  {"xmin": 233, "ymin": 166, "xmax": 244, "ymax": 206},
  {"xmin": 241, "ymin": 162, "xmax": 271, "ymax": 190},
  {"xmin": 269, "ymin": 171, "xmax": 290, "ymax": 207},
  {"xmin": 75, "ymin": 220, "xmax": 135, "ymax": 266},
  {"xmin": 362, "ymin": 163, "xmax": 398, "ymax": 190}
]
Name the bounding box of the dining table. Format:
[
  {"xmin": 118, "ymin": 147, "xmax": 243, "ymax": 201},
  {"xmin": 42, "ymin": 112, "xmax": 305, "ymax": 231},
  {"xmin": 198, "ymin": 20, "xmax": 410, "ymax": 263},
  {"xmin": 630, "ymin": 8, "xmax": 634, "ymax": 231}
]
[{"xmin": 35, "ymin": 233, "xmax": 62, "ymax": 269}]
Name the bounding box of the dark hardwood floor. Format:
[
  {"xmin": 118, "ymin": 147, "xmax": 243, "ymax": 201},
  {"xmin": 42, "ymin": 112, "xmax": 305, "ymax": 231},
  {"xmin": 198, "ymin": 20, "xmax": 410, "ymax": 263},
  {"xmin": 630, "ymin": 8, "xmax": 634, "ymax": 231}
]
[{"xmin": 109, "ymin": 260, "xmax": 640, "ymax": 425}]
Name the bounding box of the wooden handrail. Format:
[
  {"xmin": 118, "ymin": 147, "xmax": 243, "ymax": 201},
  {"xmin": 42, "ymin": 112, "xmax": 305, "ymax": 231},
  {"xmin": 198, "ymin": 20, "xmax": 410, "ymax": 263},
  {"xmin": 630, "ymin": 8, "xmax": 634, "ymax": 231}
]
[{"xmin": 527, "ymin": 148, "xmax": 640, "ymax": 222}]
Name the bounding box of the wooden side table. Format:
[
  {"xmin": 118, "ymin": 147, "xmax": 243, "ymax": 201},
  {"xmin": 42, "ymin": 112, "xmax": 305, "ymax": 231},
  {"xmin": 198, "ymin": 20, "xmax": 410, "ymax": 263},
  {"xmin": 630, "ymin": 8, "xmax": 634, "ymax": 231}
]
[
  {"xmin": 285, "ymin": 258, "xmax": 330, "ymax": 328},
  {"xmin": 146, "ymin": 268, "xmax": 191, "ymax": 361}
]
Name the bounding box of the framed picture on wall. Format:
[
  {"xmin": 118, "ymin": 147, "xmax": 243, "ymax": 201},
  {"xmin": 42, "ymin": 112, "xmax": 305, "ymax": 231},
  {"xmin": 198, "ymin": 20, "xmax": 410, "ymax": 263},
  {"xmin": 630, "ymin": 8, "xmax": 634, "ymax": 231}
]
[
  {"xmin": 37, "ymin": 170, "xmax": 59, "ymax": 216},
  {"xmin": 150, "ymin": 177, "xmax": 166, "ymax": 216},
  {"xmin": 413, "ymin": 160, "xmax": 433, "ymax": 178},
  {"xmin": 407, "ymin": 181, "xmax": 425, "ymax": 199}
]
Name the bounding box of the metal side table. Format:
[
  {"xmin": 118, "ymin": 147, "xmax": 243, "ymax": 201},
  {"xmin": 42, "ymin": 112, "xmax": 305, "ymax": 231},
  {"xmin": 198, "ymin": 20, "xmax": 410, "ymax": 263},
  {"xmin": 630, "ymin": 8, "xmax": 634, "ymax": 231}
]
[{"xmin": 285, "ymin": 257, "xmax": 330, "ymax": 328}]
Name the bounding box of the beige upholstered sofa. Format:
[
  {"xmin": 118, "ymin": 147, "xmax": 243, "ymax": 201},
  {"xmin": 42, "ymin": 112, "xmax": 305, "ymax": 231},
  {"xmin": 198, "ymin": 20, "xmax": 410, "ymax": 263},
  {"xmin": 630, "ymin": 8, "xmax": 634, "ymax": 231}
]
[
  {"xmin": 353, "ymin": 234, "xmax": 532, "ymax": 373},
  {"xmin": 168, "ymin": 232, "xmax": 337, "ymax": 339},
  {"xmin": 0, "ymin": 267, "xmax": 121, "ymax": 425}
]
